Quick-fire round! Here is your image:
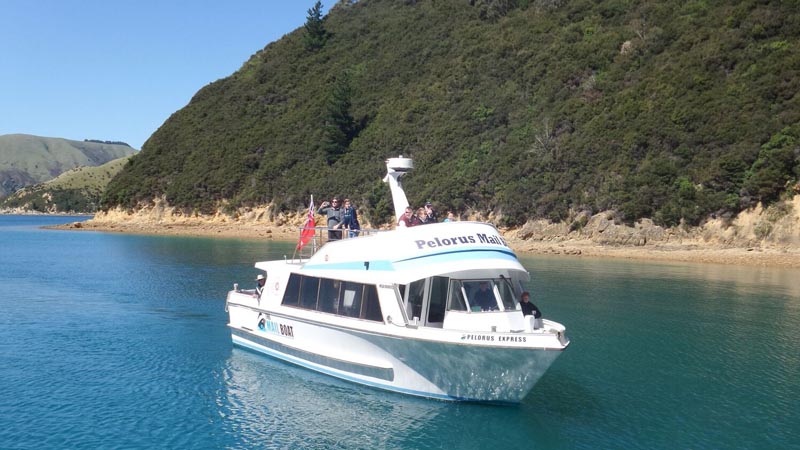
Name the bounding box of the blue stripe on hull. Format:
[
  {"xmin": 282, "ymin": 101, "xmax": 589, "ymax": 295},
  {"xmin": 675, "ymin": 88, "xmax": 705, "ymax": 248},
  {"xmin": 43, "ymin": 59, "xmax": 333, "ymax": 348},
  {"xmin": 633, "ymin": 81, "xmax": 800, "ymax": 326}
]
[
  {"xmin": 230, "ymin": 330, "xmax": 476, "ymax": 402},
  {"xmin": 230, "ymin": 328, "xmax": 394, "ymax": 381}
]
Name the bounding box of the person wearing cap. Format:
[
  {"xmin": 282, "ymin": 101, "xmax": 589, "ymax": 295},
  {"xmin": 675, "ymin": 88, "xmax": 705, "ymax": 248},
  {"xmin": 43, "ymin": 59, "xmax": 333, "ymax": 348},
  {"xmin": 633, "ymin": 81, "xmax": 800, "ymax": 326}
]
[
  {"xmin": 255, "ymin": 274, "xmax": 266, "ymax": 297},
  {"xmin": 423, "ymin": 201, "xmax": 437, "ymax": 224}
]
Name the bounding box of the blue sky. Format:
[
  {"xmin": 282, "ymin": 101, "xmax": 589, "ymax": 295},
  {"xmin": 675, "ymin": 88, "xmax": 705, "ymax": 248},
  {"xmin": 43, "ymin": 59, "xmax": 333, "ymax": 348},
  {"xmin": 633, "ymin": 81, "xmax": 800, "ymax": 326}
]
[{"xmin": 0, "ymin": 0, "xmax": 330, "ymax": 150}]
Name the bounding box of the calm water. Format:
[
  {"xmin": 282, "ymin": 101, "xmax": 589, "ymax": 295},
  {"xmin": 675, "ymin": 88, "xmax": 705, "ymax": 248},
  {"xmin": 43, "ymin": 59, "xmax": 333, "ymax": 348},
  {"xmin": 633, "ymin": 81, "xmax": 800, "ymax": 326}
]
[{"xmin": 0, "ymin": 215, "xmax": 798, "ymax": 449}]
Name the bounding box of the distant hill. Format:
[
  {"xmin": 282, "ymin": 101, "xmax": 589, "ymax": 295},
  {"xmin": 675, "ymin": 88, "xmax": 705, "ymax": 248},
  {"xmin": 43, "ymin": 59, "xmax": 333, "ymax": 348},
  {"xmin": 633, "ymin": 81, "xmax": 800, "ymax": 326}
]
[
  {"xmin": 103, "ymin": 0, "xmax": 800, "ymax": 227},
  {"xmin": 0, "ymin": 134, "xmax": 137, "ymax": 197},
  {"xmin": 0, "ymin": 156, "xmax": 132, "ymax": 213}
]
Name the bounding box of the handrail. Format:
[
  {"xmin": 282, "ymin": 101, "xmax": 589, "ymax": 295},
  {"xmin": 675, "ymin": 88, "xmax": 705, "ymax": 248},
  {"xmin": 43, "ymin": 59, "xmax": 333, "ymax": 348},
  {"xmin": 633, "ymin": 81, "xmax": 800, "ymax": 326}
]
[{"xmin": 290, "ymin": 226, "xmax": 381, "ymax": 263}]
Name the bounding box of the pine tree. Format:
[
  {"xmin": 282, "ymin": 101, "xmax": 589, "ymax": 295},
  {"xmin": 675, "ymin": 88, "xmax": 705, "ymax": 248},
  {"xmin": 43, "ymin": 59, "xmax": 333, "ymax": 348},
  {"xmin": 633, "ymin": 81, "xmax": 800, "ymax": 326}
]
[
  {"xmin": 303, "ymin": 1, "xmax": 328, "ymax": 51},
  {"xmin": 323, "ymin": 72, "xmax": 356, "ymax": 165}
]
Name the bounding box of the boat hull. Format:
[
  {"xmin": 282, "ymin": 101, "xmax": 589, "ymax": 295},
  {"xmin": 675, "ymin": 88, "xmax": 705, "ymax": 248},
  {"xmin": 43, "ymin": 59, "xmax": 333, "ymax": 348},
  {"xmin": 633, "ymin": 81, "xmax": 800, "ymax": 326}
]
[{"xmin": 228, "ymin": 306, "xmax": 564, "ymax": 403}]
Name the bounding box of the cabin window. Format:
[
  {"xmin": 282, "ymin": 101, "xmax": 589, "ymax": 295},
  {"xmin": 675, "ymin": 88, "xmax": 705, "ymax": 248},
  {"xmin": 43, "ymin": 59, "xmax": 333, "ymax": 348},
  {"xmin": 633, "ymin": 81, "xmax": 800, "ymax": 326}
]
[
  {"xmin": 406, "ymin": 279, "xmax": 425, "ymax": 321},
  {"xmin": 362, "ymin": 285, "xmax": 382, "ymax": 322},
  {"xmin": 447, "ymin": 280, "xmax": 468, "ymax": 311},
  {"xmin": 465, "ymin": 280, "xmax": 499, "ymax": 312},
  {"xmin": 318, "ymin": 279, "xmax": 340, "ymax": 314},
  {"xmin": 281, "ymin": 274, "xmax": 301, "ymax": 306},
  {"xmin": 300, "ymin": 276, "xmax": 320, "ymax": 310},
  {"xmin": 339, "ymin": 281, "xmax": 363, "ymax": 318},
  {"xmin": 280, "ymin": 275, "xmax": 382, "ymax": 322},
  {"xmin": 496, "ymin": 278, "xmax": 517, "ymax": 311},
  {"xmin": 428, "ymin": 276, "xmax": 448, "ymax": 323}
]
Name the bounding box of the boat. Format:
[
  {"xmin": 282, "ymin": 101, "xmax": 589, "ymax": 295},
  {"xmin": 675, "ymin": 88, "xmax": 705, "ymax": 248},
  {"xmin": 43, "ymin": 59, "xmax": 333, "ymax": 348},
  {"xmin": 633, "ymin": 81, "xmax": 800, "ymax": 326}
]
[{"xmin": 225, "ymin": 156, "xmax": 569, "ymax": 403}]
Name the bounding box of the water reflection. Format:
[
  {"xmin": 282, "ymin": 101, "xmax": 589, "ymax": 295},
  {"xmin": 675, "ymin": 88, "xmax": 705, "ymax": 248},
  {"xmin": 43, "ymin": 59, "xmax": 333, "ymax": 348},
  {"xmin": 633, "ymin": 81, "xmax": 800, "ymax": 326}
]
[
  {"xmin": 216, "ymin": 348, "xmax": 577, "ymax": 449},
  {"xmin": 218, "ymin": 349, "xmax": 447, "ymax": 449}
]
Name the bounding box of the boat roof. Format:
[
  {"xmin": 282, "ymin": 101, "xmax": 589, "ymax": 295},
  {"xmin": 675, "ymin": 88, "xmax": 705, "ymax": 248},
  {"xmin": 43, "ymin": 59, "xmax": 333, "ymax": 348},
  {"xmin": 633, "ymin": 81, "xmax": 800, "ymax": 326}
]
[{"xmin": 256, "ymin": 221, "xmax": 528, "ymax": 284}]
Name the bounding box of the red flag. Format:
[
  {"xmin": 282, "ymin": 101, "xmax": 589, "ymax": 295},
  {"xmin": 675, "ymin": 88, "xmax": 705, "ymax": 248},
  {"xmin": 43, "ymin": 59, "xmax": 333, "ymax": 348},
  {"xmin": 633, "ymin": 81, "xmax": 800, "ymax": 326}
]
[{"xmin": 296, "ymin": 196, "xmax": 315, "ymax": 250}]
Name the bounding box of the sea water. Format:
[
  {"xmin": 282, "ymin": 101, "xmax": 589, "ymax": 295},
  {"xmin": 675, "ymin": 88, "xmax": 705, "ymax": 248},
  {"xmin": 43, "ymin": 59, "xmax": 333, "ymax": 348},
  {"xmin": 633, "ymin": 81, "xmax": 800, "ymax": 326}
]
[{"xmin": 0, "ymin": 215, "xmax": 798, "ymax": 449}]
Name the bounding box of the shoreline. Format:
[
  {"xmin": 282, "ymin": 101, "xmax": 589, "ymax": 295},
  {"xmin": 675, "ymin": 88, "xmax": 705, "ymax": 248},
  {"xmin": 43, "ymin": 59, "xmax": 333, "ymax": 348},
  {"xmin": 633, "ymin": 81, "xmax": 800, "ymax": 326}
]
[{"xmin": 50, "ymin": 219, "xmax": 800, "ymax": 269}]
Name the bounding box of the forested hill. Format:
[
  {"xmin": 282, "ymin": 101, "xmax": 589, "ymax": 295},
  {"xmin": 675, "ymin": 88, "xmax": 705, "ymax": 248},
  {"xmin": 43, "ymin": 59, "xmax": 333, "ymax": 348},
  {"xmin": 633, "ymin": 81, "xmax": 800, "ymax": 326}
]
[{"xmin": 103, "ymin": 0, "xmax": 800, "ymax": 227}]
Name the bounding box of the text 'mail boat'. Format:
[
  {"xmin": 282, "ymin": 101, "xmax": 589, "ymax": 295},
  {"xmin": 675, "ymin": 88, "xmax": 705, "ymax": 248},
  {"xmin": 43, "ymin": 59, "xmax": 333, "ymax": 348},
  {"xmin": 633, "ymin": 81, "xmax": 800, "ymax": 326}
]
[{"xmin": 225, "ymin": 156, "xmax": 569, "ymax": 402}]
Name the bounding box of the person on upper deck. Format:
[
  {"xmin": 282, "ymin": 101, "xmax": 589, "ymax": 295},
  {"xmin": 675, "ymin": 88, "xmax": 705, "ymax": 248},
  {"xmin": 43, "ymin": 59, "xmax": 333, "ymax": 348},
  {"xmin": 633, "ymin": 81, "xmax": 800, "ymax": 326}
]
[
  {"xmin": 341, "ymin": 198, "xmax": 361, "ymax": 237},
  {"xmin": 423, "ymin": 202, "xmax": 438, "ymax": 224},
  {"xmin": 318, "ymin": 197, "xmax": 344, "ymax": 240},
  {"xmin": 520, "ymin": 291, "xmax": 543, "ymax": 329},
  {"xmin": 398, "ymin": 206, "xmax": 422, "ymax": 228},
  {"xmin": 415, "ymin": 207, "xmax": 429, "ymax": 225},
  {"xmin": 443, "ymin": 211, "xmax": 456, "ymax": 222}
]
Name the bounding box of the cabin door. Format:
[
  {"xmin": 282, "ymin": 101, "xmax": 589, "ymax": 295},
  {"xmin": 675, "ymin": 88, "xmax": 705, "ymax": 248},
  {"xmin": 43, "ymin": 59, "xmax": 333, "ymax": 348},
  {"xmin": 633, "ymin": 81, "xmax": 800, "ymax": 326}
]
[
  {"xmin": 426, "ymin": 276, "xmax": 448, "ymax": 327},
  {"xmin": 404, "ymin": 277, "xmax": 447, "ymax": 328}
]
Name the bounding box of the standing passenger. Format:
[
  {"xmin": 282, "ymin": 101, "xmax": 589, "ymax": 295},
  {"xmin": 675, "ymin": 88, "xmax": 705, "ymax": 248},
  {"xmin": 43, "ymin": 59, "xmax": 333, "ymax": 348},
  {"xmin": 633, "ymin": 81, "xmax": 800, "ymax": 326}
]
[
  {"xmin": 415, "ymin": 207, "xmax": 428, "ymax": 225},
  {"xmin": 341, "ymin": 198, "xmax": 360, "ymax": 237},
  {"xmin": 318, "ymin": 197, "xmax": 344, "ymax": 240},
  {"xmin": 398, "ymin": 207, "xmax": 415, "ymax": 227},
  {"xmin": 423, "ymin": 202, "xmax": 438, "ymax": 223}
]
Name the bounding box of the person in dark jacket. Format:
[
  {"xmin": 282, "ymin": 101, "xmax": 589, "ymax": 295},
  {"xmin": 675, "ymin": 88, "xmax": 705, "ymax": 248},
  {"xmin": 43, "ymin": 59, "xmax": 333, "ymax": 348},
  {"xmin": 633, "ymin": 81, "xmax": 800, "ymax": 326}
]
[
  {"xmin": 519, "ymin": 291, "xmax": 543, "ymax": 329},
  {"xmin": 423, "ymin": 201, "xmax": 438, "ymax": 224},
  {"xmin": 318, "ymin": 197, "xmax": 344, "ymax": 240},
  {"xmin": 341, "ymin": 198, "xmax": 360, "ymax": 238},
  {"xmin": 472, "ymin": 281, "xmax": 496, "ymax": 311}
]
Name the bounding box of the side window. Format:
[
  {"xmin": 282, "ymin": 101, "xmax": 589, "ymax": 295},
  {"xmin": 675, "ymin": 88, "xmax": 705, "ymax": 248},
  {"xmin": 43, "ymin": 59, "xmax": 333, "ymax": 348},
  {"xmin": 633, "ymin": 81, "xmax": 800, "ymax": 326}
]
[
  {"xmin": 447, "ymin": 280, "xmax": 467, "ymax": 311},
  {"xmin": 318, "ymin": 279, "xmax": 340, "ymax": 314},
  {"xmin": 361, "ymin": 285, "xmax": 383, "ymax": 322},
  {"xmin": 407, "ymin": 279, "xmax": 425, "ymax": 320},
  {"xmin": 282, "ymin": 274, "xmax": 301, "ymax": 306},
  {"xmin": 299, "ymin": 276, "xmax": 320, "ymax": 310},
  {"xmin": 339, "ymin": 281, "xmax": 363, "ymax": 318},
  {"xmin": 428, "ymin": 276, "xmax": 448, "ymax": 323},
  {"xmin": 465, "ymin": 280, "xmax": 497, "ymax": 311},
  {"xmin": 496, "ymin": 279, "xmax": 516, "ymax": 311}
]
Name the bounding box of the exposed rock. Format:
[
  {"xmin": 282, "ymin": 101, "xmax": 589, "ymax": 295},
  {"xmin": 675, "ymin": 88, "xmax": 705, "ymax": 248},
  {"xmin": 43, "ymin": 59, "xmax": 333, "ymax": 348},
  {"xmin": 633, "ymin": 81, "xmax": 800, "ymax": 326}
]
[{"xmin": 46, "ymin": 195, "xmax": 800, "ymax": 268}]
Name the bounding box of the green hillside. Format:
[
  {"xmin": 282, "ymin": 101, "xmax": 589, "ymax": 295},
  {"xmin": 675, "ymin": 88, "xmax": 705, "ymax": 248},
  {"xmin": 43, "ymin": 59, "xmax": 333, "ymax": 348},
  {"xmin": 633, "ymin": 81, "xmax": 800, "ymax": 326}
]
[
  {"xmin": 103, "ymin": 0, "xmax": 800, "ymax": 227},
  {"xmin": 1, "ymin": 156, "xmax": 132, "ymax": 213},
  {"xmin": 0, "ymin": 134, "xmax": 137, "ymax": 197}
]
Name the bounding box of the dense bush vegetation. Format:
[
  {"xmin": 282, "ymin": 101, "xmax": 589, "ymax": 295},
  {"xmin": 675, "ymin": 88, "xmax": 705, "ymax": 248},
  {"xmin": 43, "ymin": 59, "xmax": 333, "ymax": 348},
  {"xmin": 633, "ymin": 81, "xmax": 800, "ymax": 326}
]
[
  {"xmin": 84, "ymin": 139, "xmax": 132, "ymax": 147},
  {"xmin": 103, "ymin": 0, "xmax": 800, "ymax": 227},
  {"xmin": 2, "ymin": 187, "xmax": 100, "ymax": 213}
]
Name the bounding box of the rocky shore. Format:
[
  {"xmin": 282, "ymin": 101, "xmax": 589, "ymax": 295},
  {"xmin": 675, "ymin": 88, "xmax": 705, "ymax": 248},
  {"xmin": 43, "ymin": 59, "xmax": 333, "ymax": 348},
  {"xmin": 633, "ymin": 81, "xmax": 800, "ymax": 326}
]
[{"xmin": 50, "ymin": 196, "xmax": 800, "ymax": 269}]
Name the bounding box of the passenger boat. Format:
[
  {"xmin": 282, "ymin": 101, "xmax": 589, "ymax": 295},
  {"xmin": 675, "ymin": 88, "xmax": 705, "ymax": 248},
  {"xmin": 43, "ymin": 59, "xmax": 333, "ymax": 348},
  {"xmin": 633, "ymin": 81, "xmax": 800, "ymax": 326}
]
[{"xmin": 225, "ymin": 156, "xmax": 569, "ymax": 403}]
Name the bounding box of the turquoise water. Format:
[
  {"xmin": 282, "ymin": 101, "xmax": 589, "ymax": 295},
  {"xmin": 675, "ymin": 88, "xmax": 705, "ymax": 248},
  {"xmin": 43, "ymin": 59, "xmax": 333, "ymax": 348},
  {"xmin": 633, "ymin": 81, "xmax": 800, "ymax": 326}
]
[{"xmin": 0, "ymin": 215, "xmax": 798, "ymax": 449}]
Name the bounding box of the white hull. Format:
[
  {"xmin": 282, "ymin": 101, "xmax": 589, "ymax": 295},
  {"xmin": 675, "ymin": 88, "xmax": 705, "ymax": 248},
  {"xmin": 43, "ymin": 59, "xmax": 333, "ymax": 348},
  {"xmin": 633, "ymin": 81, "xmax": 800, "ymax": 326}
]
[{"xmin": 227, "ymin": 288, "xmax": 566, "ymax": 403}]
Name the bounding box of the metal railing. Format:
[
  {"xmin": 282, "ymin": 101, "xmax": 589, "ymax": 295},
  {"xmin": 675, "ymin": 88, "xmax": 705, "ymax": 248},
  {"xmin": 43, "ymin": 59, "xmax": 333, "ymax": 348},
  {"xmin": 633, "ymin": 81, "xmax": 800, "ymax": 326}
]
[{"xmin": 290, "ymin": 226, "xmax": 380, "ymax": 262}]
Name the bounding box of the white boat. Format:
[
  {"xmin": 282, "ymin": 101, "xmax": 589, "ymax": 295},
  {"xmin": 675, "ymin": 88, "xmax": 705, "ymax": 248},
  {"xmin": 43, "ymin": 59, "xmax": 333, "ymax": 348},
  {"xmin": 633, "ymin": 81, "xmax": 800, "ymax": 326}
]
[{"xmin": 225, "ymin": 156, "xmax": 569, "ymax": 403}]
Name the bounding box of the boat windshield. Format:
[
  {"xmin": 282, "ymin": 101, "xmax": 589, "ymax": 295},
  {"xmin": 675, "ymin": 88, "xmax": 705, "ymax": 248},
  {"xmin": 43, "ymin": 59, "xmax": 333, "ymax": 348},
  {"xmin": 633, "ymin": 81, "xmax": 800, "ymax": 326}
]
[{"xmin": 448, "ymin": 278, "xmax": 518, "ymax": 312}]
